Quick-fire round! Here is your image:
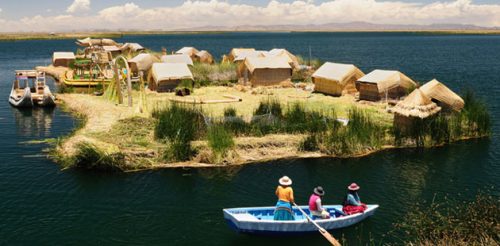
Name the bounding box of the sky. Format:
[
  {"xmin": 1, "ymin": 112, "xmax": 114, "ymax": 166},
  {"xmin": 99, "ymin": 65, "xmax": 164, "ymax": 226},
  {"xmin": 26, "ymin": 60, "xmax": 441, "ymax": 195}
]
[{"xmin": 0, "ymin": 0, "xmax": 499, "ymax": 32}]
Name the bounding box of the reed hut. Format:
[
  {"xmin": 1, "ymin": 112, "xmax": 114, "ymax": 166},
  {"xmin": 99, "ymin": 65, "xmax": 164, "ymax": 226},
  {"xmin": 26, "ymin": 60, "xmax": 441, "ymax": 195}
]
[
  {"xmin": 194, "ymin": 50, "xmax": 214, "ymax": 64},
  {"xmin": 161, "ymin": 54, "xmax": 194, "ymax": 66},
  {"xmin": 420, "ymin": 79, "xmax": 464, "ymax": 112},
  {"xmin": 241, "ymin": 57, "xmax": 292, "ymax": 86},
  {"xmin": 102, "ymin": 46, "xmax": 122, "ymax": 58},
  {"xmin": 128, "ymin": 53, "xmax": 156, "ymax": 78},
  {"xmin": 228, "ymin": 48, "xmax": 256, "ymax": 62},
  {"xmin": 390, "ymin": 88, "xmax": 441, "ymax": 133},
  {"xmin": 266, "ymin": 49, "xmax": 300, "ymax": 69},
  {"xmin": 150, "ymin": 63, "xmax": 193, "ymax": 93},
  {"xmin": 312, "ymin": 62, "xmax": 365, "ymax": 96},
  {"xmin": 234, "ymin": 50, "xmax": 267, "ymax": 76},
  {"xmin": 356, "ymin": 70, "xmax": 417, "ymax": 101},
  {"xmin": 52, "ymin": 52, "xmax": 75, "ymax": 67},
  {"xmin": 176, "ymin": 47, "xmax": 200, "ymax": 59}
]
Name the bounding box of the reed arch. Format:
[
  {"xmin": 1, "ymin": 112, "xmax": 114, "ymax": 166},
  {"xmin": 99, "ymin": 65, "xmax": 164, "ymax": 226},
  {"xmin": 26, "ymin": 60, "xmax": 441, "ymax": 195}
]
[{"xmin": 112, "ymin": 55, "xmax": 133, "ymax": 107}]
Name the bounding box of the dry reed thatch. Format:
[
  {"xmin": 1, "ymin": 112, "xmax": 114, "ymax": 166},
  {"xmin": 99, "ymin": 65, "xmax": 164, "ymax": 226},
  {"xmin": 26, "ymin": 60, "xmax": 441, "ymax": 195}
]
[
  {"xmin": 312, "ymin": 62, "xmax": 365, "ymax": 96},
  {"xmin": 390, "ymin": 88, "xmax": 441, "ymax": 118},
  {"xmin": 242, "ymin": 57, "xmax": 292, "ymax": 86},
  {"xmin": 357, "ymin": 70, "xmax": 417, "ymax": 101},
  {"xmin": 194, "ymin": 50, "xmax": 214, "ymax": 64},
  {"xmin": 228, "ymin": 48, "xmax": 256, "ymax": 62},
  {"xmin": 420, "ymin": 79, "xmax": 464, "ymax": 111}
]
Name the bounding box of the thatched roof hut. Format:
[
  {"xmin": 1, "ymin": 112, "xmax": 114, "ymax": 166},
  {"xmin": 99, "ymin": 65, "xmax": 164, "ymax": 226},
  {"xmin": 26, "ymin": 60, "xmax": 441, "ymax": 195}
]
[
  {"xmin": 52, "ymin": 52, "xmax": 75, "ymax": 67},
  {"xmin": 194, "ymin": 50, "xmax": 214, "ymax": 64},
  {"xmin": 76, "ymin": 37, "xmax": 118, "ymax": 47},
  {"xmin": 420, "ymin": 79, "xmax": 464, "ymax": 112},
  {"xmin": 161, "ymin": 54, "xmax": 194, "ymax": 66},
  {"xmin": 266, "ymin": 49, "xmax": 300, "ymax": 69},
  {"xmin": 390, "ymin": 89, "xmax": 441, "ymax": 118},
  {"xmin": 176, "ymin": 47, "xmax": 200, "ymax": 59},
  {"xmin": 312, "ymin": 62, "xmax": 365, "ymax": 96},
  {"xmin": 241, "ymin": 57, "xmax": 292, "ymax": 86},
  {"xmin": 102, "ymin": 46, "xmax": 122, "ymax": 58},
  {"xmin": 128, "ymin": 53, "xmax": 156, "ymax": 74},
  {"xmin": 390, "ymin": 88, "xmax": 441, "ymax": 134},
  {"xmin": 356, "ymin": 70, "xmax": 417, "ymax": 101},
  {"xmin": 228, "ymin": 48, "xmax": 256, "ymax": 62},
  {"xmin": 150, "ymin": 63, "xmax": 193, "ymax": 93}
]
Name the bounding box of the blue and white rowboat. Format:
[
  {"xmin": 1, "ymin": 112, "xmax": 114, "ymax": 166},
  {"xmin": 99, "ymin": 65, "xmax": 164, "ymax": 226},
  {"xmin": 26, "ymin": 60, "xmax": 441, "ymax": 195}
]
[{"xmin": 223, "ymin": 204, "xmax": 379, "ymax": 235}]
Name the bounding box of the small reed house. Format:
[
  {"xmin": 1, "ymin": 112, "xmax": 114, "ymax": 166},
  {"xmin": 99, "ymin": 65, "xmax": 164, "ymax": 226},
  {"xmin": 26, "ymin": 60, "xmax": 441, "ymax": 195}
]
[
  {"xmin": 175, "ymin": 47, "xmax": 200, "ymax": 60},
  {"xmin": 240, "ymin": 57, "xmax": 292, "ymax": 87},
  {"xmin": 194, "ymin": 50, "xmax": 214, "ymax": 64},
  {"xmin": 150, "ymin": 63, "xmax": 193, "ymax": 93},
  {"xmin": 390, "ymin": 88, "xmax": 441, "ymax": 133},
  {"xmin": 52, "ymin": 52, "xmax": 75, "ymax": 67},
  {"xmin": 420, "ymin": 79, "xmax": 464, "ymax": 112},
  {"xmin": 312, "ymin": 62, "xmax": 365, "ymax": 96},
  {"xmin": 356, "ymin": 70, "xmax": 417, "ymax": 101}
]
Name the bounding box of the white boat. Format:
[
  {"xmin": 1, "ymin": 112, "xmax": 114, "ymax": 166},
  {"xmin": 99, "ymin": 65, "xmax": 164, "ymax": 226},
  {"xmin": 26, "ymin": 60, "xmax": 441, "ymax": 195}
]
[
  {"xmin": 9, "ymin": 70, "xmax": 55, "ymax": 108},
  {"xmin": 223, "ymin": 204, "xmax": 378, "ymax": 235}
]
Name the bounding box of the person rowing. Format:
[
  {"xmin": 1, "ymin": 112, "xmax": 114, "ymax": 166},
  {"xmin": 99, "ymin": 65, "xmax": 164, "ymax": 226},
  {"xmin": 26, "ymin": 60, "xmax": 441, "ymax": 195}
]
[
  {"xmin": 342, "ymin": 183, "xmax": 367, "ymax": 215},
  {"xmin": 308, "ymin": 186, "xmax": 330, "ymax": 219},
  {"xmin": 273, "ymin": 176, "xmax": 295, "ymax": 221}
]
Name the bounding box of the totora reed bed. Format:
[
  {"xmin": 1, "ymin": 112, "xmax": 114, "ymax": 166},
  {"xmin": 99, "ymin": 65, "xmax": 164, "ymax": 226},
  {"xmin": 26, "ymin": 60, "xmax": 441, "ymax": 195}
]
[{"xmin": 51, "ymin": 86, "xmax": 490, "ymax": 171}]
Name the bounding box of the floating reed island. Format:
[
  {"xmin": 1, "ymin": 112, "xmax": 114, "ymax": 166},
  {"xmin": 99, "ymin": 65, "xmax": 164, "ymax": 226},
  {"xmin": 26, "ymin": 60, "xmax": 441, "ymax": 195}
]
[{"xmin": 32, "ymin": 37, "xmax": 491, "ymax": 172}]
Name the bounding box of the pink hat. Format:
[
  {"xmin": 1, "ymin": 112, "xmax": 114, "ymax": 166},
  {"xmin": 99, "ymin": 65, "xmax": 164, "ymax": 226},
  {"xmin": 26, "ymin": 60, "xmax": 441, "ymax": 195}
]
[{"xmin": 348, "ymin": 183, "xmax": 360, "ymax": 191}]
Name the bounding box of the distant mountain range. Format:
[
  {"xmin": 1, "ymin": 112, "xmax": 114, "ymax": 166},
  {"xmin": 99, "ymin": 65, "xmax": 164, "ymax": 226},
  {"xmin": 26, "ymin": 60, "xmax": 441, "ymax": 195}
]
[{"xmin": 177, "ymin": 21, "xmax": 499, "ymax": 32}]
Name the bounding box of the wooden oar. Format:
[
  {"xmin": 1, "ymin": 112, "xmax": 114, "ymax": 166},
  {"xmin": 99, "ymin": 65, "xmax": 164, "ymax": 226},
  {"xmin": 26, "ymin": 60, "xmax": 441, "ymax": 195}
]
[{"xmin": 293, "ymin": 202, "xmax": 341, "ymax": 246}]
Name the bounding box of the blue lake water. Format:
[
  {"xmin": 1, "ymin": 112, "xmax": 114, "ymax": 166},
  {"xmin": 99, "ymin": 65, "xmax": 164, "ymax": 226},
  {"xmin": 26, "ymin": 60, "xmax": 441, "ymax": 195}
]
[{"xmin": 0, "ymin": 32, "xmax": 499, "ymax": 245}]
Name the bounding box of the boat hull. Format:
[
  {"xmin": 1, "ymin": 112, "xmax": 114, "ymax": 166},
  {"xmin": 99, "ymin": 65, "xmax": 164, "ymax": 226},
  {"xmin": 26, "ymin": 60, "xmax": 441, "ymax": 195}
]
[
  {"xmin": 223, "ymin": 205, "xmax": 378, "ymax": 235},
  {"xmin": 9, "ymin": 87, "xmax": 33, "ymax": 108}
]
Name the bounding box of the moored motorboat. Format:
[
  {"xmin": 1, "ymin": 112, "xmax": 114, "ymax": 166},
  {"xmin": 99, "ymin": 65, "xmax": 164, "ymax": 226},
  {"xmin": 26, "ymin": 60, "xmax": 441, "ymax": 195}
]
[
  {"xmin": 9, "ymin": 70, "xmax": 56, "ymax": 108},
  {"xmin": 223, "ymin": 204, "xmax": 378, "ymax": 235}
]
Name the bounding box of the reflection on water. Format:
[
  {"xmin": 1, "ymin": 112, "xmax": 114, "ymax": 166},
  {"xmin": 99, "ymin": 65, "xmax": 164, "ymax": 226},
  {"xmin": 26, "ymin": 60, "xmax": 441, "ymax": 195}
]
[{"xmin": 12, "ymin": 107, "xmax": 54, "ymax": 137}]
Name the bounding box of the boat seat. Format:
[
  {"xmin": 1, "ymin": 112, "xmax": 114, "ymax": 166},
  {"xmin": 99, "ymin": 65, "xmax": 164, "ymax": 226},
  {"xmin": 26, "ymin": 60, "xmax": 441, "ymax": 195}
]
[{"xmin": 233, "ymin": 213, "xmax": 259, "ymax": 221}]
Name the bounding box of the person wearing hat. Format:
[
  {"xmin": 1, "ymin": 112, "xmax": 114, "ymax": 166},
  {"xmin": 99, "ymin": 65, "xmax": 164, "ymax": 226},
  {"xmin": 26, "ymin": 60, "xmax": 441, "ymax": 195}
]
[
  {"xmin": 308, "ymin": 186, "xmax": 330, "ymax": 219},
  {"xmin": 342, "ymin": 183, "xmax": 367, "ymax": 215},
  {"xmin": 273, "ymin": 176, "xmax": 295, "ymax": 221}
]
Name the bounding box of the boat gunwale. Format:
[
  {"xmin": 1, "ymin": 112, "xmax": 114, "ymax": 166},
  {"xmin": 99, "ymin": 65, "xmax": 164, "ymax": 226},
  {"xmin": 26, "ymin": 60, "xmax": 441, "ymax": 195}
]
[{"xmin": 223, "ymin": 204, "xmax": 379, "ymax": 224}]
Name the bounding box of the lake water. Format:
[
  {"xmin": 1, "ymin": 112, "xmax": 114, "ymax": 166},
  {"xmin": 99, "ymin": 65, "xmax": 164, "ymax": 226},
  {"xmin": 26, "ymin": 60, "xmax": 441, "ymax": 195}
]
[{"xmin": 0, "ymin": 32, "xmax": 499, "ymax": 245}]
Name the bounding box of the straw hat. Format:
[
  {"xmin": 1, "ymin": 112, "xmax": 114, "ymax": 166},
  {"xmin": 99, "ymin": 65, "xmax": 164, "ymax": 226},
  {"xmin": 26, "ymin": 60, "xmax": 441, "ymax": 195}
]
[
  {"xmin": 314, "ymin": 186, "xmax": 325, "ymax": 196},
  {"xmin": 348, "ymin": 183, "xmax": 360, "ymax": 191},
  {"xmin": 279, "ymin": 176, "xmax": 292, "ymax": 186}
]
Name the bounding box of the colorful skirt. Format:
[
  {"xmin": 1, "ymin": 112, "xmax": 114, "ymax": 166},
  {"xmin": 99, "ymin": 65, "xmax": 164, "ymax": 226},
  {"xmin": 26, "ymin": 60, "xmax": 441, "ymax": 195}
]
[{"xmin": 273, "ymin": 200, "xmax": 295, "ymax": 221}]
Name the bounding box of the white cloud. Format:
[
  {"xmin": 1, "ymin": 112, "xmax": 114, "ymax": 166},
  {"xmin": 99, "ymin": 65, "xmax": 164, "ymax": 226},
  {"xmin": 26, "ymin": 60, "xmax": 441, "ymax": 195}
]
[
  {"xmin": 1, "ymin": 0, "xmax": 499, "ymax": 32},
  {"xmin": 67, "ymin": 0, "xmax": 90, "ymax": 13}
]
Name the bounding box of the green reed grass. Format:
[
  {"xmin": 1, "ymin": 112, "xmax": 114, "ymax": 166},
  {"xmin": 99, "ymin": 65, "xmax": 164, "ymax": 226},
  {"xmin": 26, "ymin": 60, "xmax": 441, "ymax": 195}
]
[
  {"xmin": 153, "ymin": 103, "xmax": 205, "ymax": 161},
  {"xmin": 73, "ymin": 142, "xmax": 125, "ymax": 171},
  {"xmin": 207, "ymin": 124, "xmax": 235, "ymax": 164},
  {"xmin": 394, "ymin": 193, "xmax": 499, "ymax": 245}
]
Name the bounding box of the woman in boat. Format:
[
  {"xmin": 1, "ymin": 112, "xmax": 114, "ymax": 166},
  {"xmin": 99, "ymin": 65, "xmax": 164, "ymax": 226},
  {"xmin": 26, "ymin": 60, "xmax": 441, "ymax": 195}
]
[
  {"xmin": 342, "ymin": 183, "xmax": 367, "ymax": 215},
  {"xmin": 273, "ymin": 176, "xmax": 295, "ymax": 221},
  {"xmin": 309, "ymin": 186, "xmax": 330, "ymax": 219}
]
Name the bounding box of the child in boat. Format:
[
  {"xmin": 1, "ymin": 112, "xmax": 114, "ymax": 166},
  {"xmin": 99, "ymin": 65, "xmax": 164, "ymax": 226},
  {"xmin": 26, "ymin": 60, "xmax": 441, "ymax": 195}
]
[
  {"xmin": 273, "ymin": 176, "xmax": 295, "ymax": 221},
  {"xmin": 309, "ymin": 186, "xmax": 330, "ymax": 219},
  {"xmin": 342, "ymin": 183, "xmax": 367, "ymax": 215}
]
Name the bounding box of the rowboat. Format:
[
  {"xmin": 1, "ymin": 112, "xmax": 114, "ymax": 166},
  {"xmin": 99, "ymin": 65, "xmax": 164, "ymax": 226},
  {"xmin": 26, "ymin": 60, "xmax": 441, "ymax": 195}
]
[
  {"xmin": 223, "ymin": 204, "xmax": 378, "ymax": 235},
  {"xmin": 9, "ymin": 70, "xmax": 55, "ymax": 108}
]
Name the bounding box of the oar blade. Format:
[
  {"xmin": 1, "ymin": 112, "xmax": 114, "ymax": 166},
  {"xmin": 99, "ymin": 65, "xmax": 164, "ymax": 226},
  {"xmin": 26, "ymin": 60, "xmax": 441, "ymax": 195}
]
[{"xmin": 320, "ymin": 230, "xmax": 341, "ymax": 246}]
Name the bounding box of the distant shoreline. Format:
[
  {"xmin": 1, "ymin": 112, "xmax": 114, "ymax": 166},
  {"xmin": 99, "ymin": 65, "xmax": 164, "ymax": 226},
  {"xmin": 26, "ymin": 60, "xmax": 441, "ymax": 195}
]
[{"xmin": 1, "ymin": 29, "xmax": 500, "ymax": 41}]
